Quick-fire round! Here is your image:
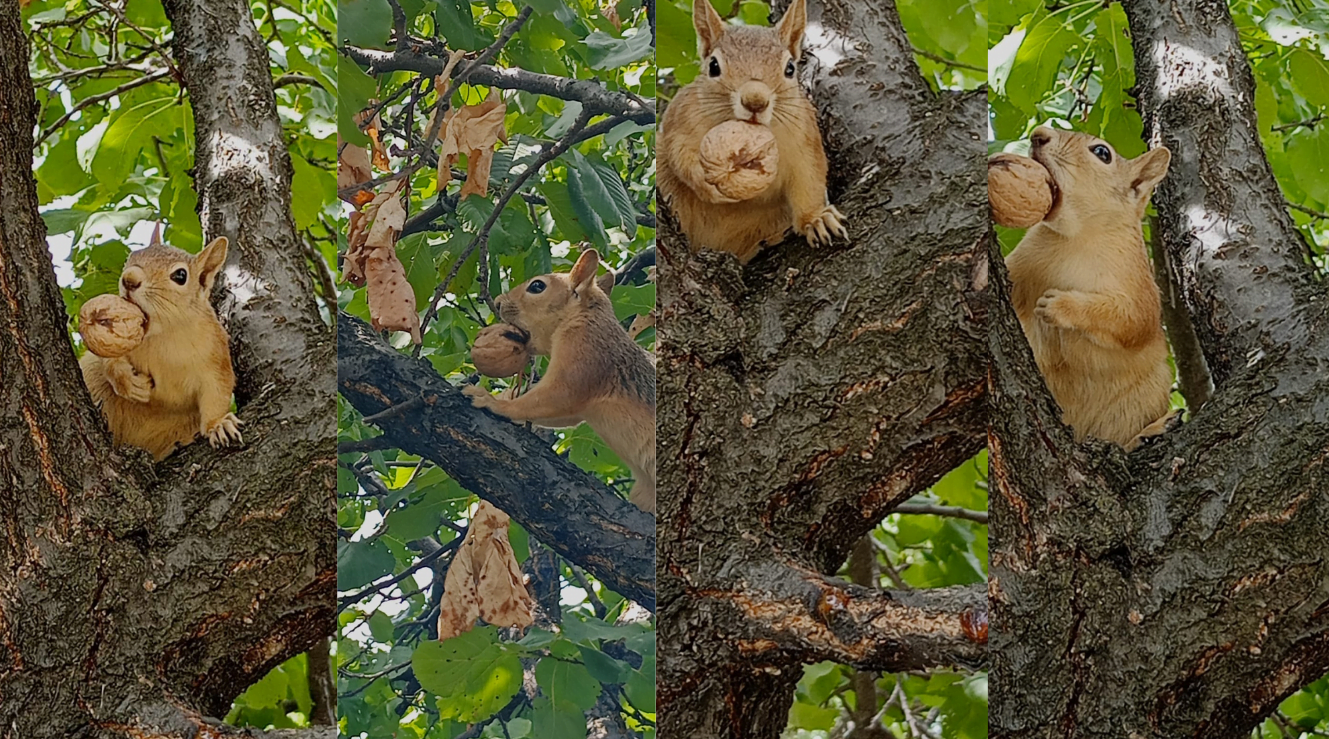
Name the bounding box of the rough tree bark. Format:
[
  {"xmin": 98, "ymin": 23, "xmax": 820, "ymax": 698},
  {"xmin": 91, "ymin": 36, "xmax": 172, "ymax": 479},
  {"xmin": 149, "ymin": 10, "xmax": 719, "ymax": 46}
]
[
  {"xmin": 0, "ymin": 0, "xmax": 335, "ymax": 736},
  {"xmin": 989, "ymin": 1, "xmax": 1329, "ymax": 737},
  {"xmin": 655, "ymin": 0, "xmax": 990, "ymax": 735}
]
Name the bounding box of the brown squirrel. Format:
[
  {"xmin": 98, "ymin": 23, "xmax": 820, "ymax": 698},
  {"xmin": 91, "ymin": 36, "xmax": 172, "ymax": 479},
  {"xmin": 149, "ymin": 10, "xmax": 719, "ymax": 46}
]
[
  {"xmin": 658, "ymin": 0, "xmax": 847, "ymax": 262},
  {"xmin": 1004, "ymin": 126, "xmax": 1174, "ymax": 449},
  {"xmin": 80, "ymin": 234, "xmax": 242, "ymax": 459},
  {"xmin": 463, "ymin": 250, "xmax": 657, "ymax": 512}
]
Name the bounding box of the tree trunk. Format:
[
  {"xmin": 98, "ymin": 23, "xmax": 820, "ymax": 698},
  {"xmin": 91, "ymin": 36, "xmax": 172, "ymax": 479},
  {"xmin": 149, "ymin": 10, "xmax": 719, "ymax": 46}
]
[
  {"xmin": 0, "ymin": 0, "xmax": 335, "ymax": 735},
  {"xmin": 654, "ymin": 0, "xmax": 990, "ymax": 734},
  {"xmin": 988, "ymin": 1, "xmax": 1329, "ymax": 736}
]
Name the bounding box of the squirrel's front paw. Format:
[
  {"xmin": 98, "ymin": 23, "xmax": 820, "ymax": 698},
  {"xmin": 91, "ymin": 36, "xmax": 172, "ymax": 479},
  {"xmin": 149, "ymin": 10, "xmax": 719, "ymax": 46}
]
[
  {"xmin": 205, "ymin": 413, "xmax": 244, "ymax": 448},
  {"xmin": 1034, "ymin": 290, "xmax": 1077, "ymax": 329},
  {"xmin": 462, "ymin": 384, "xmax": 494, "ymax": 409},
  {"xmin": 798, "ymin": 206, "xmax": 848, "ymax": 246},
  {"xmin": 110, "ymin": 367, "xmax": 153, "ymax": 404}
]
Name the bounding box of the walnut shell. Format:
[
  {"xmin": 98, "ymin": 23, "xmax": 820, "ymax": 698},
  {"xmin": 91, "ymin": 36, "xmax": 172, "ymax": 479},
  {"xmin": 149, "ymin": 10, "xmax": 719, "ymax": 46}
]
[
  {"xmin": 989, "ymin": 153, "xmax": 1055, "ymax": 228},
  {"xmin": 472, "ymin": 323, "xmax": 531, "ymax": 378},
  {"xmin": 79, "ymin": 294, "xmax": 146, "ymax": 358},
  {"xmin": 700, "ymin": 120, "xmax": 779, "ymax": 201}
]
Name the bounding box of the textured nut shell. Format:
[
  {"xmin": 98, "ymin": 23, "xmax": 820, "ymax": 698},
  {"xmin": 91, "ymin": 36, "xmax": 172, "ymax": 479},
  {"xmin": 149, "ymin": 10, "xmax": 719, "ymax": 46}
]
[
  {"xmin": 989, "ymin": 153, "xmax": 1054, "ymax": 228},
  {"xmin": 79, "ymin": 294, "xmax": 146, "ymax": 358},
  {"xmin": 700, "ymin": 121, "xmax": 779, "ymax": 201},
  {"xmin": 472, "ymin": 323, "xmax": 531, "ymax": 378}
]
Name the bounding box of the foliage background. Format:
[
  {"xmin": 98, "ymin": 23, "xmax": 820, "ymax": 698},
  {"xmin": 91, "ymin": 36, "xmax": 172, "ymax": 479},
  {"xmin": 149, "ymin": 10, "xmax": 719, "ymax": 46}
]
[
  {"xmin": 334, "ymin": 0, "xmax": 657, "ymax": 736},
  {"xmin": 989, "ymin": 1, "xmax": 1329, "ymax": 736},
  {"xmin": 651, "ymin": 0, "xmax": 989, "ymax": 735},
  {"xmin": 20, "ymin": 0, "xmax": 339, "ymax": 730}
]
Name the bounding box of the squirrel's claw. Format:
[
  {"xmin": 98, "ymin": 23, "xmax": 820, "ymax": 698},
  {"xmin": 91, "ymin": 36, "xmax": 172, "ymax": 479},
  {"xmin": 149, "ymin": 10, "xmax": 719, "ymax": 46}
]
[
  {"xmin": 462, "ymin": 384, "xmax": 493, "ymax": 408},
  {"xmin": 800, "ymin": 205, "xmax": 848, "ymax": 246},
  {"xmin": 205, "ymin": 413, "xmax": 244, "ymax": 449},
  {"xmin": 116, "ymin": 372, "xmax": 153, "ymax": 404}
]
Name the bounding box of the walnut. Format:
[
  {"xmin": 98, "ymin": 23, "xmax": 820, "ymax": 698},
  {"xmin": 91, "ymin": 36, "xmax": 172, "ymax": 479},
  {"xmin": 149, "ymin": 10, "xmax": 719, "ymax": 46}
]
[
  {"xmin": 700, "ymin": 120, "xmax": 780, "ymax": 201},
  {"xmin": 471, "ymin": 323, "xmax": 531, "ymax": 378},
  {"xmin": 79, "ymin": 294, "xmax": 146, "ymax": 358},
  {"xmin": 989, "ymin": 153, "xmax": 1054, "ymax": 228}
]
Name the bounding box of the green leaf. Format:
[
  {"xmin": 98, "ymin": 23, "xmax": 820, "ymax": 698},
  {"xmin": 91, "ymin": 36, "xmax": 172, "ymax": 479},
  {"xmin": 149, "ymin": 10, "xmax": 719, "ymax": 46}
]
[
  {"xmin": 530, "ymin": 698, "xmax": 589, "ymax": 739},
  {"xmin": 535, "ymin": 657, "xmax": 601, "ymax": 710},
  {"xmin": 579, "ymin": 646, "xmax": 629, "ymax": 684},
  {"xmin": 338, "ymin": 0, "xmax": 392, "ymax": 49},
  {"xmin": 336, "ymin": 539, "xmax": 397, "ymax": 590},
  {"xmin": 435, "ymin": 0, "xmax": 494, "ymax": 50},
  {"xmin": 367, "ymin": 610, "xmax": 395, "ymax": 642},
  {"xmin": 1288, "ymin": 126, "xmax": 1329, "ymax": 204},
  {"xmin": 583, "ymin": 29, "xmax": 654, "ymax": 70},
  {"xmin": 414, "ymin": 628, "xmax": 524, "ymax": 721},
  {"xmin": 1290, "ymin": 49, "xmax": 1329, "ymax": 109},
  {"xmin": 1005, "ymin": 9, "xmax": 1076, "ymax": 114}
]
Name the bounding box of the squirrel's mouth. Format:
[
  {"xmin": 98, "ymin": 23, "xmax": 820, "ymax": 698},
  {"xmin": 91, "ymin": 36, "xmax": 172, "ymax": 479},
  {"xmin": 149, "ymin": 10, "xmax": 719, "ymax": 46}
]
[{"xmin": 1030, "ymin": 148, "xmax": 1063, "ymax": 220}]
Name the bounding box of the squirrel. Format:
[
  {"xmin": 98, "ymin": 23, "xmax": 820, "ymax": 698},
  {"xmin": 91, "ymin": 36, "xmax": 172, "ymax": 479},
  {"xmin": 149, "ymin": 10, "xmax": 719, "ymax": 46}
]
[
  {"xmin": 658, "ymin": 0, "xmax": 847, "ymax": 263},
  {"xmin": 1004, "ymin": 126, "xmax": 1174, "ymax": 450},
  {"xmin": 80, "ymin": 233, "xmax": 243, "ymax": 459},
  {"xmin": 463, "ymin": 249, "xmax": 657, "ymax": 513}
]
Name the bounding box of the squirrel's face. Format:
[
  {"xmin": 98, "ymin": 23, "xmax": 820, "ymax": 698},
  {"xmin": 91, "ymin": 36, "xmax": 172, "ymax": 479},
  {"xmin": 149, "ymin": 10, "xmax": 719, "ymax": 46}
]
[
  {"xmin": 119, "ymin": 237, "xmax": 228, "ymax": 331},
  {"xmin": 1029, "ymin": 126, "xmax": 1171, "ymax": 237},
  {"xmin": 691, "ymin": 0, "xmax": 806, "ymax": 128},
  {"xmin": 495, "ymin": 249, "xmax": 607, "ymax": 356}
]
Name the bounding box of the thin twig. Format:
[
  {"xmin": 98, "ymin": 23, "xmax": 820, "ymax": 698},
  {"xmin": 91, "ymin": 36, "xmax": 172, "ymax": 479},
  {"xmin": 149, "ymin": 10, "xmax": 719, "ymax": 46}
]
[
  {"xmin": 892, "ymin": 502, "xmax": 989, "ymax": 524},
  {"xmin": 414, "ymin": 109, "xmax": 607, "ymax": 352},
  {"xmin": 36, "ymin": 68, "xmax": 172, "ymax": 145},
  {"xmin": 337, "ymin": 535, "xmax": 462, "ymax": 611}
]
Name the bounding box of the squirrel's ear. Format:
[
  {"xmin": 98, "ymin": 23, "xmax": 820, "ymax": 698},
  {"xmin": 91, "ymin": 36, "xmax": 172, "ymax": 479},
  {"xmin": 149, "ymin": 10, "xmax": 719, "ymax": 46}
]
[
  {"xmin": 596, "ymin": 269, "xmax": 616, "ymax": 296},
  {"xmin": 694, "ymin": 0, "xmax": 725, "ymax": 58},
  {"xmin": 569, "ymin": 249, "xmax": 601, "ymax": 294},
  {"xmin": 149, "ymin": 222, "xmax": 163, "ymax": 246},
  {"xmin": 1130, "ymin": 147, "xmax": 1171, "ymax": 200},
  {"xmin": 776, "ymin": 0, "xmax": 807, "ymax": 58},
  {"xmin": 195, "ymin": 237, "xmax": 229, "ymax": 290}
]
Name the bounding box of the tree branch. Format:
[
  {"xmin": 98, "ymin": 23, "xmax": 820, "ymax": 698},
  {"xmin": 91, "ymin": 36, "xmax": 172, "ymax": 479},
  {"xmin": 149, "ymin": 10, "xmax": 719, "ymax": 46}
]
[
  {"xmin": 710, "ymin": 560, "xmax": 987, "ymax": 672},
  {"xmin": 342, "ymin": 45, "xmax": 656, "ymax": 124},
  {"xmin": 1122, "ymin": 0, "xmax": 1325, "ymax": 385},
  {"xmin": 337, "ymin": 314, "xmax": 656, "ymax": 609}
]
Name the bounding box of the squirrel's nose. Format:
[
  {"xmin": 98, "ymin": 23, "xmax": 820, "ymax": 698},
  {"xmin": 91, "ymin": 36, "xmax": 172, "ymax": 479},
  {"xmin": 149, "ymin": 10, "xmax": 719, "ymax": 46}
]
[
  {"xmin": 1030, "ymin": 127, "xmax": 1053, "ymax": 150},
  {"xmin": 121, "ymin": 275, "xmax": 141, "ymax": 292},
  {"xmin": 741, "ymin": 92, "xmax": 770, "ymax": 114}
]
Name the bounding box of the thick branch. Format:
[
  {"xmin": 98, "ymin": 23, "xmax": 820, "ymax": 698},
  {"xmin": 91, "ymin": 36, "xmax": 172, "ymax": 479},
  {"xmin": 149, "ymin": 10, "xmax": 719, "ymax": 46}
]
[
  {"xmin": 711, "ymin": 560, "xmax": 986, "ymax": 672},
  {"xmin": 337, "ymin": 314, "xmax": 656, "ymax": 610},
  {"xmin": 1123, "ymin": 0, "xmax": 1324, "ymax": 385}
]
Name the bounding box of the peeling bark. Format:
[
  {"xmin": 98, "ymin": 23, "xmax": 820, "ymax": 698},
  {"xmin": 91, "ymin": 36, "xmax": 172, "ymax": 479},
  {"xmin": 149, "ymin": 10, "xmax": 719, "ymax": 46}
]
[
  {"xmin": 989, "ymin": 1, "xmax": 1329, "ymax": 736},
  {"xmin": 655, "ymin": 0, "xmax": 989, "ymax": 733},
  {"xmin": 0, "ymin": 0, "xmax": 335, "ymax": 735}
]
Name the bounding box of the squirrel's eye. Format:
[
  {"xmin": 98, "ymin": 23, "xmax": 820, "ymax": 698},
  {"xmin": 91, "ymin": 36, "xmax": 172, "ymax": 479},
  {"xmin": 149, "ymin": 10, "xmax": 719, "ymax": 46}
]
[
  {"xmin": 785, "ymin": 60, "xmax": 796, "ymax": 78},
  {"xmin": 171, "ymin": 268, "xmax": 188, "ymax": 285},
  {"xmin": 708, "ymin": 56, "xmax": 721, "ymax": 77},
  {"xmin": 526, "ymin": 279, "xmax": 546, "ymax": 294},
  {"xmin": 1090, "ymin": 144, "xmax": 1112, "ymax": 164}
]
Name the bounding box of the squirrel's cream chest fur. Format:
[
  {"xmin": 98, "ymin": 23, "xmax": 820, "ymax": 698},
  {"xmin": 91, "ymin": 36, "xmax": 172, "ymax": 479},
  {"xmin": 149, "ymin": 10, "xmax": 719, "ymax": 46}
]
[{"xmin": 1005, "ymin": 127, "xmax": 1174, "ymax": 449}]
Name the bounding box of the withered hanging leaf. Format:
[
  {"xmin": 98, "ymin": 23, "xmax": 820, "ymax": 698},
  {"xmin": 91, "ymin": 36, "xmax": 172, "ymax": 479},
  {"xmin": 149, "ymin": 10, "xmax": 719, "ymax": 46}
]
[
  {"xmin": 364, "ymin": 111, "xmax": 392, "ymax": 171},
  {"xmin": 364, "ymin": 246, "xmax": 422, "ymax": 344},
  {"xmin": 437, "ymin": 502, "xmax": 534, "ymax": 642},
  {"xmin": 439, "ymin": 90, "xmax": 508, "ymax": 198},
  {"xmin": 337, "ymin": 139, "xmax": 375, "ymax": 207}
]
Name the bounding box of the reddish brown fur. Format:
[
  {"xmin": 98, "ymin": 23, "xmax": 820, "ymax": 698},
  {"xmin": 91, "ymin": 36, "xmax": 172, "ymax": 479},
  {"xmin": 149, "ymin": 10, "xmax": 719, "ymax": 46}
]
[
  {"xmin": 1004, "ymin": 127, "xmax": 1174, "ymax": 448},
  {"xmin": 464, "ymin": 250, "xmax": 657, "ymax": 512},
  {"xmin": 80, "ymin": 236, "xmax": 241, "ymax": 459},
  {"xmin": 658, "ymin": 0, "xmax": 846, "ymax": 262}
]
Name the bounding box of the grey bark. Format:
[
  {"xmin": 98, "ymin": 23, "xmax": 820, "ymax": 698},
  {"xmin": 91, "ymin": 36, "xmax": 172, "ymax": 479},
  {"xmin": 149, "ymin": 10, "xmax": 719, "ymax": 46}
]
[
  {"xmin": 655, "ymin": 0, "xmax": 990, "ymax": 734},
  {"xmin": 0, "ymin": 0, "xmax": 335, "ymax": 736},
  {"xmin": 988, "ymin": 1, "xmax": 1329, "ymax": 736}
]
